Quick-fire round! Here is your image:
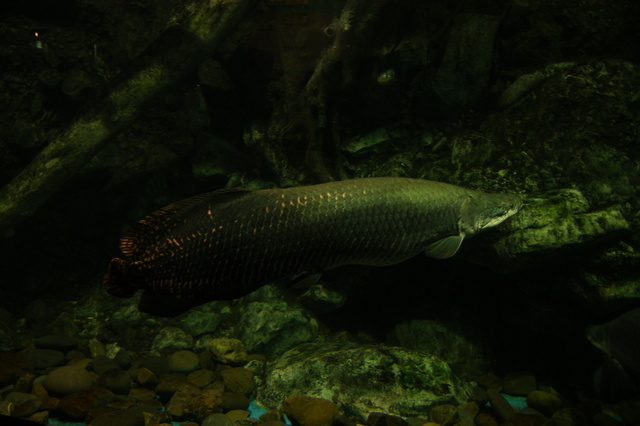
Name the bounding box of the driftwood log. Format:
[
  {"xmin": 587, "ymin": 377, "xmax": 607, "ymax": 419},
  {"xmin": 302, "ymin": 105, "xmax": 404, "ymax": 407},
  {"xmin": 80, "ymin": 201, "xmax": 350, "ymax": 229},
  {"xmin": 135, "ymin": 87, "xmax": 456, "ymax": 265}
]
[{"xmin": 0, "ymin": 0, "xmax": 258, "ymax": 237}]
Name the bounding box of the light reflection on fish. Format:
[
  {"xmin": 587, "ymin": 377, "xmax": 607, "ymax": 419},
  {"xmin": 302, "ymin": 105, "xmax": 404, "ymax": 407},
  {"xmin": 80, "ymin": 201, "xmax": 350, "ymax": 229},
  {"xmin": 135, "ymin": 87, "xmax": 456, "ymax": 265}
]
[{"xmin": 104, "ymin": 177, "xmax": 522, "ymax": 316}]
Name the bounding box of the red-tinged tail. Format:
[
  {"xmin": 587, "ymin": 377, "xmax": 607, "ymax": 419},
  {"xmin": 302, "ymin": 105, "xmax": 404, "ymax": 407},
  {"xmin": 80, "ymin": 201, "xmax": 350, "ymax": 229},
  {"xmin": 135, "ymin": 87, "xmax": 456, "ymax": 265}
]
[{"xmin": 103, "ymin": 258, "xmax": 137, "ymax": 298}]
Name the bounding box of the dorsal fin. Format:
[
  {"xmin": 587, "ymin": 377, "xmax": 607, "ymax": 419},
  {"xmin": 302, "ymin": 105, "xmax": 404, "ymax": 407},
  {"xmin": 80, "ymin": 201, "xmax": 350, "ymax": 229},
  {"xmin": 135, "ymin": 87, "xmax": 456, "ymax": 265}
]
[{"xmin": 120, "ymin": 188, "xmax": 251, "ymax": 259}]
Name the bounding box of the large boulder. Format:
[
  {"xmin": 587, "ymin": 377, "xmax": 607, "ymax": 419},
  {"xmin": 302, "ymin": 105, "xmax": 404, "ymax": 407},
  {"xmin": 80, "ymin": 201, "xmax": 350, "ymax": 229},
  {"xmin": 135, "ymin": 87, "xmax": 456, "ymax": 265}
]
[{"xmin": 257, "ymin": 342, "xmax": 470, "ymax": 422}]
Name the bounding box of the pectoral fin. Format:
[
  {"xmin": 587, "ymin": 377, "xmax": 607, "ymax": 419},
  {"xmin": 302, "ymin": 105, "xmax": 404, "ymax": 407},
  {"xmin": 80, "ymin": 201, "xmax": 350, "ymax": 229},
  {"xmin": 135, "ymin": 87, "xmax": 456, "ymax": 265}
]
[{"xmin": 423, "ymin": 235, "xmax": 464, "ymax": 259}]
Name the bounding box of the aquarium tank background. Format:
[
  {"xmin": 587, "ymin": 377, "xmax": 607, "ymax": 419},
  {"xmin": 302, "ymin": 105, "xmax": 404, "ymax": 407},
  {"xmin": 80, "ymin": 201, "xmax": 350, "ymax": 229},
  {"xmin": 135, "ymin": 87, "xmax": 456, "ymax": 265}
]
[{"xmin": 0, "ymin": 0, "xmax": 639, "ymax": 425}]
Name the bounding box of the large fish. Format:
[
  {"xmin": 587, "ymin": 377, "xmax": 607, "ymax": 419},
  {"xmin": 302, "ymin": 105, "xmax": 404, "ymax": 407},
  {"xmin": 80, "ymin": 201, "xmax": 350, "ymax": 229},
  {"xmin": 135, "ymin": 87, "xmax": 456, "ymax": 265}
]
[
  {"xmin": 586, "ymin": 308, "xmax": 640, "ymax": 401},
  {"xmin": 104, "ymin": 177, "xmax": 522, "ymax": 316}
]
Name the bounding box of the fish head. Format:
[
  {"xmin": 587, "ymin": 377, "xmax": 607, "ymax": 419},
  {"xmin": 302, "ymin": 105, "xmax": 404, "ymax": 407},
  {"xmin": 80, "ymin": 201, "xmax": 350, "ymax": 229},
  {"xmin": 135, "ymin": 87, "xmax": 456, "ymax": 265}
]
[{"xmin": 459, "ymin": 192, "xmax": 522, "ymax": 236}]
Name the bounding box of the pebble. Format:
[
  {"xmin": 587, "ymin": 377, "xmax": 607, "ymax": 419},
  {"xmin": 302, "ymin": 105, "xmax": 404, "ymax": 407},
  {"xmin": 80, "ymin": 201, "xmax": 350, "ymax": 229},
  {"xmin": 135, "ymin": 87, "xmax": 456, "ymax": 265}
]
[
  {"xmin": 24, "ymin": 348, "xmax": 65, "ymax": 369},
  {"xmin": 221, "ymin": 391, "xmax": 249, "ymax": 411},
  {"xmin": 430, "ymin": 404, "xmax": 458, "ymax": 425},
  {"xmin": 28, "ymin": 410, "xmax": 50, "ymax": 424},
  {"xmin": 89, "ymin": 407, "xmax": 146, "ymax": 426},
  {"xmin": 31, "ymin": 383, "xmax": 60, "ymax": 410},
  {"xmin": 501, "ymin": 413, "xmax": 547, "ymax": 425},
  {"xmin": 208, "ymin": 338, "xmax": 248, "ymax": 365},
  {"xmin": 486, "ymin": 387, "xmax": 515, "ymax": 422},
  {"xmin": 114, "ymin": 349, "xmax": 133, "ymax": 369},
  {"xmin": 334, "ymin": 414, "xmax": 358, "ymax": 426},
  {"xmin": 97, "ymin": 367, "xmax": 132, "ymax": 395},
  {"xmin": 93, "ymin": 355, "xmax": 120, "ymax": 375},
  {"xmin": 0, "ymin": 400, "xmax": 12, "ymax": 416},
  {"xmin": 140, "ymin": 356, "xmax": 170, "ymax": 376},
  {"xmin": 202, "ymin": 413, "xmax": 235, "ymax": 426},
  {"xmin": 549, "ymin": 407, "xmax": 588, "ymax": 425},
  {"xmin": 220, "ymin": 367, "xmax": 254, "ymax": 395},
  {"xmin": 154, "ymin": 373, "xmax": 189, "ymax": 401},
  {"xmin": 42, "ymin": 365, "xmax": 93, "ymax": 397},
  {"xmin": 502, "ymin": 371, "xmax": 537, "ymax": 396},
  {"xmin": 283, "ymin": 395, "xmax": 340, "ymax": 426},
  {"xmin": 66, "ymin": 350, "xmax": 86, "ymax": 361},
  {"xmin": 187, "ymin": 369, "xmax": 215, "ymax": 388},
  {"xmin": 260, "ymin": 409, "xmax": 285, "ymax": 422},
  {"xmin": 226, "ymin": 409, "xmax": 250, "ymax": 420},
  {"xmin": 12, "ymin": 397, "xmax": 42, "ymax": 417},
  {"xmin": 32, "ymin": 334, "xmax": 78, "ymax": 350},
  {"xmin": 57, "ymin": 387, "xmax": 114, "ymax": 420},
  {"xmin": 167, "ymin": 387, "xmax": 223, "ymax": 422},
  {"xmin": 366, "ymin": 412, "xmax": 410, "ymax": 426},
  {"xmin": 527, "ymin": 390, "xmax": 563, "ymax": 417},
  {"xmin": 475, "ymin": 412, "xmax": 500, "ymax": 426},
  {"xmin": 129, "ymin": 387, "xmax": 156, "ymax": 401},
  {"xmin": 477, "ymin": 373, "xmax": 502, "ymax": 390},
  {"xmin": 168, "ymin": 350, "xmax": 200, "ymax": 374},
  {"xmin": 135, "ymin": 367, "xmax": 158, "ymax": 388},
  {"xmin": 14, "ymin": 373, "xmax": 36, "ymax": 393}
]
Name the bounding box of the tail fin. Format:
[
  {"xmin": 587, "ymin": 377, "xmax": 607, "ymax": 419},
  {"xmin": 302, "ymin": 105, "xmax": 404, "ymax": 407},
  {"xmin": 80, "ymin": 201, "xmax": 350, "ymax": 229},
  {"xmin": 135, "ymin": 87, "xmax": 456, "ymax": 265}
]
[{"xmin": 103, "ymin": 258, "xmax": 138, "ymax": 298}]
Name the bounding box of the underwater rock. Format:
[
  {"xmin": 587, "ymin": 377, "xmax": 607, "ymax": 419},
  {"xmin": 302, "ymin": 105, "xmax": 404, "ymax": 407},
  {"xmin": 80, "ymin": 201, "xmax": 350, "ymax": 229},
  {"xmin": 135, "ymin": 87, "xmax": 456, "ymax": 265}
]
[
  {"xmin": 89, "ymin": 407, "xmax": 146, "ymax": 426},
  {"xmin": 220, "ymin": 367, "xmax": 255, "ymax": 395},
  {"xmin": 151, "ymin": 326, "xmax": 194, "ymax": 353},
  {"xmin": 577, "ymin": 243, "xmax": 640, "ymax": 306},
  {"xmin": 154, "ymin": 374, "xmax": 190, "ymax": 401},
  {"xmin": 24, "ymin": 348, "xmax": 65, "ymax": 369},
  {"xmin": 179, "ymin": 301, "xmax": 227, "ymax": 336},
  {"xmin": 207, "ymin": 338, "xmax": 248, "ymax": 366},
  {"xmin": 297, "ymin": 284, "xmax": 346, "ymax": 314},
  {"xmin": 57, "ymin": 387, "xmax": 115, "ymax": 420},
  {"xmin": 226, "ymin": 409, "xmax": 250, "ymax": 420},
  {"xmin": 429, "ymin": 404, "xmax": 458, "ymax": 425},
  {"xmin": 501, "ymin": 371, "xmax": 537, "ymax": 396},
  {"xmin": 390, "ymin": 319, "xmax": 489, "ymax": 380},
  {"xmin": 341, "ymin": 128, "xmax": 391, "ymax": 154},
  {"xmin": 166, "ymin": 386, "xmax": 224, "ymax": 422},
  {"xmin": 0, "ymin": 352, "xmax": 31, "ymax": 387},
  {"xmin": 433, "ymin": 13, "xmax": 501, "ymax": 108},
  {"xmin": 492, "ymin": 189, "xmax": 630, "ymax": 269},
  {"xmin": 192, "ymin": 132, "xmax": 245, "ymax": 186},
  {"xmin": 187, "ymin": 369, "xmax": 215, "ymax": 388},
  {"xmin": 61, "ymin": 68, "xmax": 94, "ymax": 96},
  {"xmin": 198, "ymin": 59, "xmax": 234, "ymax": 92},
  {"xmin": 135, "ymin": 367, "xmax": 158, "ymax": 389},
  {"xmin": 258, "ymin": 342, "xmax": 469, "ymax": 421},
  {"xmin": 282, "ymin": 395, "xmax": 340, "ymax": 426},
  {"xmin": 139, "ymin": 356, "xmax": 170, "ymax": 376},
  {"xmin": 486, "ymin": 388, "xmax": 515, "ymax": 422},
  {"xmin": 109, "ymin": 302, "xmax": 148, "ymax": 334},
  {"xmin": 92, "ymin": 355, "xmax": 120, "ymax": 375},
  {"xmin": 168, "ymin": 350, "xmax": 200, "ymax": 374},
  {"xmin": 201, "ymin": 413, "xmax": 236, "ymax": 426},
  {"xmin": 238, "ymin": 301, "xmax": 319, "ymax": 358},
  {"xmin": 526, "ymin": 390, "xmax": 563, "ymax": 417},
  {"xmin": 97, "ymin": 367, "xmax": 131, "ymax": 395},
  {"xmin": 42, "ymin": 365, "xmax": 93, "ymax": 397},
  {"xmin": 366, "ymin": 412, "xmax": 410, "ymax": 426},
  {"xmin": 32, "ymin": 334, "xmax": 79, "ymax": 351},
  {"xmin": 221, "ymin": 391, "xmax": 250, "ymax": 411}
]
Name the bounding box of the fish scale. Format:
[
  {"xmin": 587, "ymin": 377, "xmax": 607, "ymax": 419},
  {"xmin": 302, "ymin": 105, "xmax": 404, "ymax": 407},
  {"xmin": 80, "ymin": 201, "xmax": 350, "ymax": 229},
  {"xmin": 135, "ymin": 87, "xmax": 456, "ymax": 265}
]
[{"xmin": 104, "ymin": 177, "xmax": 521, "ymax": 316}]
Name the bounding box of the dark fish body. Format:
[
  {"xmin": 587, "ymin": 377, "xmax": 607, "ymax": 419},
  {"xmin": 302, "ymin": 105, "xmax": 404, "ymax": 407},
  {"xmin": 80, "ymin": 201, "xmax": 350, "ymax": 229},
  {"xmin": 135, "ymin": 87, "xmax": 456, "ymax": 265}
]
[
  {"xmin": 104, "ymin": 177, "xmax": 521, "ymax": 316},
  {"xmin": 587, "ymin": 308, "xmax": 640, "ymax": 382}
]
